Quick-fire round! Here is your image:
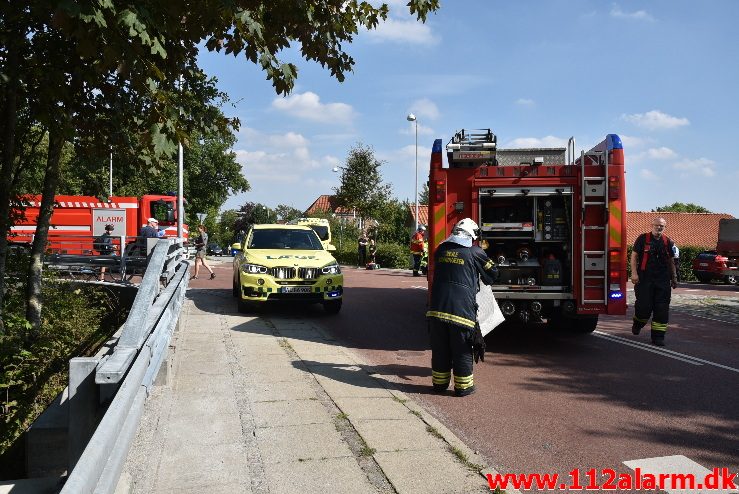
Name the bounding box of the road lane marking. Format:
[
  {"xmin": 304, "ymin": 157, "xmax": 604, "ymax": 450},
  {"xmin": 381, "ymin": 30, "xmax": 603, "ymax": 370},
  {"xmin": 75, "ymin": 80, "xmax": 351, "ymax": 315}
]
[
  {"xmin": 595, "ymin": 331, "xmax": 739, "ymax": 374},
  {"xmin": 623, "ymin": 455, "xmax": 735, "ymax": 494}
]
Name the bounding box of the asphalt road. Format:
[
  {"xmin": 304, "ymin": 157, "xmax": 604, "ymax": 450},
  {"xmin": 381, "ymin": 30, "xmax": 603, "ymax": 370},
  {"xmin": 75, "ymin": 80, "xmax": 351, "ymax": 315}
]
[{"xmin": 206, "ymin": 259, "xmax": 739, "ymax": 490}]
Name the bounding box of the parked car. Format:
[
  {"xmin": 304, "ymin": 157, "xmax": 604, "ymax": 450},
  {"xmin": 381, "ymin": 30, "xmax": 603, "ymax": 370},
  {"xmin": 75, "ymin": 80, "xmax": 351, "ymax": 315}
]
[
  {"xmin": 207, "ymin": 243, "xmax": 223, "ymax": 256},
  {"xmin": 232, "ymin": 224, "xmax": 343, "ymax": 314},
  {"xmin": 691, "ymin": 251, "xmax": 738, "ymax": 284}
]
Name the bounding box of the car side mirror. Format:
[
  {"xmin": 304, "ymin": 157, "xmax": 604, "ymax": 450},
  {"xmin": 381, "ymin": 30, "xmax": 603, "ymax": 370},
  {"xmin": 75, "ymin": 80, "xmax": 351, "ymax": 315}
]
[
  {"xmin": 231, "ymin": 242, "xmax": 242, "ymax": 251},
  {"xmin": 327, "ymin": 244, "xmax": 336, "ymax": 252}
]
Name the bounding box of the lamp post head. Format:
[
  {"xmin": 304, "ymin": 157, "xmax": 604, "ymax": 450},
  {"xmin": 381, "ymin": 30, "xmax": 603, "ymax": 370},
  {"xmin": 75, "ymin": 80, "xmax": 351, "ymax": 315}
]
[{"xmin": 406, "ymin": 113, "xmax": 416, "ymax": 122}]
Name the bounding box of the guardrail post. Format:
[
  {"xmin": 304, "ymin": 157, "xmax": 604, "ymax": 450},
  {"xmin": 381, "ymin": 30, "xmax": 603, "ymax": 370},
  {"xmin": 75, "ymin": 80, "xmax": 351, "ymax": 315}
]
[{"xmin": 68, "ymin": 357, "xmax": 100, "ymax": 473}]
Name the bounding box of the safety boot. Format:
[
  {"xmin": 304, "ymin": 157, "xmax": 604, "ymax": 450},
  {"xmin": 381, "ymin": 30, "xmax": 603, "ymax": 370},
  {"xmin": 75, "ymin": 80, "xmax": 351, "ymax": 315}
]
[
  {"xmin": 632, "ymin": 321, "xmax": 641, "ymax": 335},
  {"xmin": 651, "ymin": 336, "xmax": 665, "ymax": 347},
  {"xmin": 454, "ymin": 386, "xmax": 475, "ymax": 397}
]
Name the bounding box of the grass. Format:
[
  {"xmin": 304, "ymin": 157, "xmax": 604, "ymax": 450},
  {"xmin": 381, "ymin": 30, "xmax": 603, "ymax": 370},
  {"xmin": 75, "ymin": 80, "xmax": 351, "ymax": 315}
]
[
  {"xmin": 450, "ymin": 445, "xmax": 483, "ymax": 473},
  {"xmin": 426, "ymin": 425, "xmax": 443, "ymax": 439}
]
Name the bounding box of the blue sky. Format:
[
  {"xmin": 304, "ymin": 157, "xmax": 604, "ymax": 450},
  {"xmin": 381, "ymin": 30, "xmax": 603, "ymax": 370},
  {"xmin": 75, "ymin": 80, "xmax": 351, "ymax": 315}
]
[{"xmin": 198, "ymin": 0, "xmax": 739, "ymax": 218}]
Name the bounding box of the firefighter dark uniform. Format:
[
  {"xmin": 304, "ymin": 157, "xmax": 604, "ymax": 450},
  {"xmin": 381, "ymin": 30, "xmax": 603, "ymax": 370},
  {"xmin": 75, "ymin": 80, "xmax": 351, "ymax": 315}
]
[
  {"xmin": 426, "ymin": 240, "xmax": 497, "ymax": 396},
  {"xmin": 632, "ymin": 232, "xmax": 676, "ymax": 345}
]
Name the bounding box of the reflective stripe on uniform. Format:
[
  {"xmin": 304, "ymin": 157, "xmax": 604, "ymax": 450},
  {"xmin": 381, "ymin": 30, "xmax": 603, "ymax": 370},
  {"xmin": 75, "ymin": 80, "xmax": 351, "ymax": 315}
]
[
  {"xmin": 651, "ymin": 321, "xmax": 668, "ymax": 332},
  {"xmin": 454, "ymin": 374, "xmax": 474, "ymax": 390},
  {"xmin": 633, "ymin": 316, "xmax": 649, "ymax": 324},
  {"xmin": 432, "ymin": 370, "xmax": 451, "ymax": 385},
  {"xmin": 426, "ymin": 310, "xmax": 476, "ymax": 328}
]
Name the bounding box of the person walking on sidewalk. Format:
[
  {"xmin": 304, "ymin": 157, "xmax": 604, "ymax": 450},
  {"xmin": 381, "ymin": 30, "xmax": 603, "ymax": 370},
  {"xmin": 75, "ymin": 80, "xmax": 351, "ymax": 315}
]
[
  {"xmin": 426, "ymin": 218, "xmax": 498, "ymax": 397},
  {"xmin": 630, "ymin": 217, "xmax": 678, "ymax": 346},
  {"xmin": 410, "ymin": 225, "xmax": 426, "ymax": 276},
  {"xmin": 192, "ymin": 224, "xmax": 216, "ymax": 280}
]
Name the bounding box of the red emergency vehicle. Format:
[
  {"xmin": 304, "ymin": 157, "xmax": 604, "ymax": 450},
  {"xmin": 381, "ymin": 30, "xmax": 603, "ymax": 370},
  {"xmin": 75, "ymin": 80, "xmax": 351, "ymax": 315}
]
[
  {"xmin": 427, "ymin": 129, "xmax": 627, "ymax": 332},
  {"xmin": 9, "ymin": 194, "xmax": 187, "ymax": 254}
]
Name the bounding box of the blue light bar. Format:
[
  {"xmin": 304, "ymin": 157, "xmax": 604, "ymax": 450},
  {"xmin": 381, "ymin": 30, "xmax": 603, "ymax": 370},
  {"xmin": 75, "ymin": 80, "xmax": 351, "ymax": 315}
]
[
  {"xmin": 432, "ymin": 139, "xmax": 443, "ymax": 153},
  {"xmin": 609, "ymin": 291, "xmax": 624, "ymax": 299},
  {"xmin": 606, "ymin": 134, "xmax": 623, "ymax": 150}
]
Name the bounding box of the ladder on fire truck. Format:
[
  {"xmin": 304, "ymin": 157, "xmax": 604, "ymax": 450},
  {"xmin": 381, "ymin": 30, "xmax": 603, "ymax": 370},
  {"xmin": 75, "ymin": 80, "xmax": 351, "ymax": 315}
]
[{"xmin": 576, "ymin": 139, "xmax": 610, "ymax": 306}]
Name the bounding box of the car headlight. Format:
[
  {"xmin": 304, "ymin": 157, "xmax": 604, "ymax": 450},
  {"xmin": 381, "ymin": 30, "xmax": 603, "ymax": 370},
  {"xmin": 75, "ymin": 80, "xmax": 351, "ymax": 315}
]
[
  {"xmin": 321, "ymin": 263, "xmax": 341, "ymax": 275},
  {"xmin": 241, "ymin": 263, "xmax": 268, "ymax": 275}
]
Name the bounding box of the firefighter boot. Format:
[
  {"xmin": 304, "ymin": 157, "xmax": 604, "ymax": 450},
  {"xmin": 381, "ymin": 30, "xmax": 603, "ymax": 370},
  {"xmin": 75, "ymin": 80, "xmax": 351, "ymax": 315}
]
[
  {"xmin": 455, "ymin": 386, "xmax": 476, "ymax": 397},
  {"xmin": 632, "ymin": 317, "xmax": 648, "ymax": 335}
]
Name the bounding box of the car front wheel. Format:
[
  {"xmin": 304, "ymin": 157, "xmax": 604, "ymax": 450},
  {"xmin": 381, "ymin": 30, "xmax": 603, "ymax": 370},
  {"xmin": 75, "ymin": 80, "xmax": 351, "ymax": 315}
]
[{"xmin": 323, "ymin": 299, "xmax": 342, "ymax": 315}]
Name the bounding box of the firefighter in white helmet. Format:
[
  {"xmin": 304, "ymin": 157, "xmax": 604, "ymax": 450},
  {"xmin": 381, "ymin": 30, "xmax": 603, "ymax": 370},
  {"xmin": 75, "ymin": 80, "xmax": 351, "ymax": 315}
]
[{"xmin": 426, "ymin": 218, "xmax": 498, "ymax": 396}]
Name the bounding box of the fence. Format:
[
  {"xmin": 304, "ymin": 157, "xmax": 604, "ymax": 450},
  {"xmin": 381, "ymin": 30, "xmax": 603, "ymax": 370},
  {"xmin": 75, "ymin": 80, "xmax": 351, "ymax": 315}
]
[{"xmin": 54, "ymin": 238, "xmax": 190, "ymax": 493}]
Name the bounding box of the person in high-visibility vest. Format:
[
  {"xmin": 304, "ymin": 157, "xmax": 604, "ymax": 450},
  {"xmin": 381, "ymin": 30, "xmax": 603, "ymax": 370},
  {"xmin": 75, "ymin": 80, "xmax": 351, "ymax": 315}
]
[
  {"xmin": 410, "ymin": 225, "xmax": 426, "ymax": 276},
  {"xmin": 630, "ymin": 217, "xmax": 678, "ymax": 346}
]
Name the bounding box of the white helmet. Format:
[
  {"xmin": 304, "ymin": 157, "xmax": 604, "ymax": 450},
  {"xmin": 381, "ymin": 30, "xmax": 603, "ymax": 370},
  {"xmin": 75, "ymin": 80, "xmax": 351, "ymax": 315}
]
[
  {"xmin": 453, "ymin": 218, "xmax": 480, "ymax": 240},
  {"xmin": 418, "ymin": 225, "xmax": 426, "ymax": 232}
]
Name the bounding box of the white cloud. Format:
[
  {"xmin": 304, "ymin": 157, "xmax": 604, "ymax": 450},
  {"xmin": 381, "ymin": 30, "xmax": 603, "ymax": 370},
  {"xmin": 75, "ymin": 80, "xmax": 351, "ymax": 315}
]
[
  {"xmin": 365, "ymin": 18, "xmax": 438, "ymax": 45},
  {"xmin": 265, "ymin": 131, "xmax": 308, "ymax": 149},
  {"xmin": 610, "ymin": 4, "xmax": 654, "ymax": 21},
  {"xmin": 409, "ymin": 98, "xmax": 440, "ymax": 120},
  {"xmin": 672, "ymin": 157, "xmax": 716, "ymax": 177},
  {"xmin": 516, "ymin": 98, "xmax": 535, "ymax": 107},
  {"xmin": 622, "ymin": 110, "xmax": 689, "ymax": 130},
  {"xmin": 639, "ymin": 169, "xmax": 659, "ymax": 180},
  {"xmin": 632, "ymin": 146, "xmax": 679, "ymax": 163},
  {"xmin": 504, "ymin": 136, "xmax": 569, "ymax": 148},
  {"xmin": 645, "ymin": 147, "xmax": 678, "ymax": 160},
  {"xmin": 619, "ymin": 134, "xmax": 653, "ymax": 149},
  {"xmin": 272, "ymin": 91, "xmax": 356, "ymax": 124}
]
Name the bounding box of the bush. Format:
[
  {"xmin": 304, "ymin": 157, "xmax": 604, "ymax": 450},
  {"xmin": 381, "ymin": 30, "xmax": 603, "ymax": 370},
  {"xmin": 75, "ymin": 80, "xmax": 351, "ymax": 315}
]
[
  {"xmin": 375, "ymin": 242, "xmax": 411, "ymax": 269},
  {"xmin": 1, "ymin": 250, "xmax": 127, "ymax": 464}
]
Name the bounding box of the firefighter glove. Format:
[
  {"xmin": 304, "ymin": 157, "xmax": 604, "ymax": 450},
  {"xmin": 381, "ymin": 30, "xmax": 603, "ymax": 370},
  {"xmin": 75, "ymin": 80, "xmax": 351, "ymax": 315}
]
[{"xmin": 472, "ymin": 324, "xmax": 486, "ymax": 363}]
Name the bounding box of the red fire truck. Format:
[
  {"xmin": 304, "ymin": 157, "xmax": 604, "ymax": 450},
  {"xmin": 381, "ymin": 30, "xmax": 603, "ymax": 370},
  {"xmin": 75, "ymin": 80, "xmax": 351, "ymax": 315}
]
[
  {"xmin": 9, "ymin": 194, "xmax": 187, "ymax": 254},
  {"xmin": 427, "ymin": 129, "xmax": 627, "ymax": 332}
]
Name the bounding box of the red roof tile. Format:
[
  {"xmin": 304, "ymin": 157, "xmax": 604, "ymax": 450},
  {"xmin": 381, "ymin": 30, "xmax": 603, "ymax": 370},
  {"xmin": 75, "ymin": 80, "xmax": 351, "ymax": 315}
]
[
  {"xmin": 626, "ymin": 212, "xmax": 734, "ymax": 249},
  {"xmin": 304, "ymin": 195, "xmax": 355, "ymax": 216},
  {"xmin": 408, "ymin": 204, "xmax": 429, "ymax": 227}
]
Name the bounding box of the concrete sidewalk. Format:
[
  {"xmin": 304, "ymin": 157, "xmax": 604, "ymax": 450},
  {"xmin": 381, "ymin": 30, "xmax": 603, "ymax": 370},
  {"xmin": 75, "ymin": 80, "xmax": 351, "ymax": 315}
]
[{"xmin": 118, "ymin": 287, "xmax": 498, "ymax": 494}]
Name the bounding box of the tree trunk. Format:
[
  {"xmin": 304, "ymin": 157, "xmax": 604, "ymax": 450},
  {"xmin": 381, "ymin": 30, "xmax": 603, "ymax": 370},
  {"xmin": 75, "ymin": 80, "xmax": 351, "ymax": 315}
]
[
  {"xmin": 24, "ymin": 125, "xmax": 65, "ymax": 332},
  {"xmin": 0, "ymin": 40, "xmax": 20, "ymax": 335}
]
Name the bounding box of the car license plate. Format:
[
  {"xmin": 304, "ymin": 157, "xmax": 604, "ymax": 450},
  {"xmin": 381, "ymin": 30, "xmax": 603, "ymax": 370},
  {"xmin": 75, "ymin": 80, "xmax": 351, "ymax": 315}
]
[
  {"xmin": 699, "ymin": 263, "xmax": 708, "ymax": 267},
  {"xmin": 282, "ymin": 286, "xmax": 311, "ymax": 293}
]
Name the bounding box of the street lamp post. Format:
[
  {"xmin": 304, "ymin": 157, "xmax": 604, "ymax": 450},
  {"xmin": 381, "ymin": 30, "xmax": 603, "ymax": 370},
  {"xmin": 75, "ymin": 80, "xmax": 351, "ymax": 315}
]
[{"xmin": 406, "ymin": 113, "xmax": 419, "ymax": 231}]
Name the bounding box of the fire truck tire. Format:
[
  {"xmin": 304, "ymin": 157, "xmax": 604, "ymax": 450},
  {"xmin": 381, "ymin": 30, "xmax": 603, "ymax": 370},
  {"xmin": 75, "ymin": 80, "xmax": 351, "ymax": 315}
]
[
  {"xmin": 323, "ymin": 299, "xmax": 342, "ymax": 314},
  {"xmin": 724, "ymin": 275, "xmax": 738, "ymax": 285},
  {"xmin": 547, "ymin": 314, "xmax": 598, "ymax": 333},
  {"xmin": 572, "ymin": 315, "xmax": 599, "ymax": 333}
]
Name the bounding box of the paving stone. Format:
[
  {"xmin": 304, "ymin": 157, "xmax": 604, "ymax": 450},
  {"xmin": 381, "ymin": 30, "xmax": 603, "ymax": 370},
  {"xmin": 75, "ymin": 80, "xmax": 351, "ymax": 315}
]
[
  {"xmin": 374, "ymin": 449, "xmax": 489, "ymax": 494},
  {"xmin": 352, "ymin": 418, "xmax": 443, "ymax": 452},
  {"xmin": 252, "ymin": 399, "xmax": 333, "ymax": 428},
  {"xmin": 263, "ymin": 457, "xmax": 376, "ymax": 494},
  {"xmin": 255, "ymin": 422, "xmax": 353, "ymax": 464},
  {"xmin": 333, "ymin": 396, "xmax": 414, "ymax": 421}
]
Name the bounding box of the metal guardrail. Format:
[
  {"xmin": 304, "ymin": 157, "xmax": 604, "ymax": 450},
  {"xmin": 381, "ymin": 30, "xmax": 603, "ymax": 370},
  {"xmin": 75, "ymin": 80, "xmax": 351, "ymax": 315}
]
[{"xmin": 59, "ymin": 238, "xmax": 190, "ymax": 494}]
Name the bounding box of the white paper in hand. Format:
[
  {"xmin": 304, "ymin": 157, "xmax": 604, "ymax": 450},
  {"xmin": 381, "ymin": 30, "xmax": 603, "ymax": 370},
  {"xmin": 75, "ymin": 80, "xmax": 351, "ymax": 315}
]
[{"xmin": 476, "ymin": 279, "xmax": 505, "ymax": 337}]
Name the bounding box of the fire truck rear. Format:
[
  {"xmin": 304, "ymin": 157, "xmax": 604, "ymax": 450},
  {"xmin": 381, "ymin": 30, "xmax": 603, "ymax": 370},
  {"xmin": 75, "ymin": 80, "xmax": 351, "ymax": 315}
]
[{"xmin": 427, "ymin": 129, "xmax": 628, "ymax": 332}]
